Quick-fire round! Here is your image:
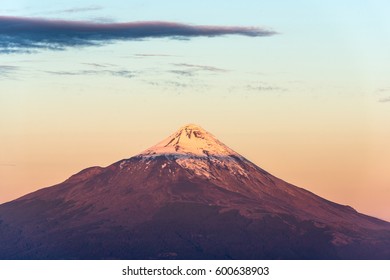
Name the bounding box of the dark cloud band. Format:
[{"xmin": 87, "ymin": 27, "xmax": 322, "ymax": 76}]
[{"xmin": 0, "ymin": 16, "xmax": 276, "ymax": 53}]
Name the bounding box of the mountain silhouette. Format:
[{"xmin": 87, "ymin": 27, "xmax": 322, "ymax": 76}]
[{"xmin": 0, "ymin": 124, "xmax": 389, "ymax": 259}]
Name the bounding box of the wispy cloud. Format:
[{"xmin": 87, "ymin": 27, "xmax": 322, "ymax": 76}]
[
  {"xmin": 0, "ymin": 16, "xmax": 277, "ymax": 53},
  {"xmin": 81, "ymin": 62, "xmax": 117, "ymax": 68},
  {"xmin": 246, "ymin": 83, "xmax": 286, "ymax": 92},
  {"xmin": 379, "ymin": 97, "xmax": 390, "ymax": 103},
  {"xmin": 0, "ymin": 65, "xmax": 18, "ymax": 72},
  {"xmin": 144, "ymin": 79, "xmax": 203, "ymax": 94},
  {"xmin": 81, "ymin": 63, "xmax": 107, "ymax": 68},
  {"xmin": 376, "ymin": 87, "xmax": 390, "ymax": 93},
  {"xmin": 53, "ymin": 5, "xmax": 103, "ymax": 14},
  {"xmin": 45, "ymin": 69, "xmax": 134, "ymax": 79},
  {"xmin": 170, "ymin": 70, "xmax": 195, "ymax": 77},
  {"xmin": 174, "ymin": 63, "xmax": 227, "ymax": 72},
  {"xmin": 0, "ymin": 65, "xmax": 19, "ymax": 78},
  {"xmin": 170, "ymin": 63, "xmax": 228, "ymax": 77},
  {"xmin": 90, "ymin": 17, "xmax": 115, "ymax": 23},
  {"xmin": 134, "ymin": 53, "xmax": 177, "ymax": 58}
]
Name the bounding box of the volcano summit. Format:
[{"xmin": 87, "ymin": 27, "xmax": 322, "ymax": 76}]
[{"xmin": 0, "ymin": 124, "xmax": 389, "ymax": 259}]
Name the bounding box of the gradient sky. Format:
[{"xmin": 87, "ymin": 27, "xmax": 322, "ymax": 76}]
[{"xmin": 1, "ymin": 1, "xmax": 390, "ymax": 221}]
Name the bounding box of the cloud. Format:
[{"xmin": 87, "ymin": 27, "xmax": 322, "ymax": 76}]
[
  {"xmin": 0, "ymin": 16, "xmax": 277, "ymax": 53},
  {"xmin": 170, "ymin": 63, "xmax": 228, "ymax": 77},
  {"xmin": 379, "ymin": 97, "xmax": 390, "ymax": 103},
  {"xmin": 46, "ymin": 69, "xmax": 134, "ymax": 79},
  {"xmin": 246, "ymin": 83, "xmax": 285, "ymax": 92},
  {"xmin": 0, "ymin": 65, "xmax": 19, "ymax": 78},
  {"xmin": 54, "ymin": 5, "xmax": 103, "ymax": 14},
  {"xmin": 174, "ymin": 63, "xmax": 227, "ymax": 72},
  {"xmin": 31, "ymin": 6, "xmax": 103, "ymax": 16},
  {"xmin": 134, "ymin": 53, "xmax": 177, "ymax": 58},
  {"xmin": 170, "ymin": 70, "xmax": 195, "ymax": 77},
  {"xmin": 0, "ymin": 65, "xmax": 18, "ymax": 72},
  {"xmin": 81, "ymin": 62, "xmax": 108, "ymax": 68},
  {"xmin": 376, "ymin": 87, "xmax": 390, "ymax": 93},
  {"xmin": 90, "ymin": 17, "xmax": 115, "ymax": 23}
]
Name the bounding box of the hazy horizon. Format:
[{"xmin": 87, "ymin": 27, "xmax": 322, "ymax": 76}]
[{"xmin": 1, "ymin": 1, "xmax": 390, "ymax": 222}]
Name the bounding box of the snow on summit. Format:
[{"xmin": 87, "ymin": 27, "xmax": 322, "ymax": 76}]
[
  {"xmin": 131, "ymin": 124, "xmax": 249, "ymax": 182},
  {"xmin": 139, "ymin": 124, "xmax": 239, "ymax": 157}
]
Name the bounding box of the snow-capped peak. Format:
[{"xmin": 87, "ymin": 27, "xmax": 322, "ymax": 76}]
[{"xmin": 138, "ymin": 124, "xmax": 239, "ymax": 157}]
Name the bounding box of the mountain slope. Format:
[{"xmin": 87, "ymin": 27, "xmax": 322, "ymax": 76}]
[{"xmin": 0, "ymin": 124, "xmax": 389, "ymax": 259}]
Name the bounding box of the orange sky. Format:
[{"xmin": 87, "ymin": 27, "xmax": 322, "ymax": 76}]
[{"xmin": 1, "ymin": 2, "xmax": 390, "ymax": 222}]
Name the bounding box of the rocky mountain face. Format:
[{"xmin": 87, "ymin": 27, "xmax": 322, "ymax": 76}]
[{"xmin": 0, "ymin": 124, "xmax": 389, "ymax": 259}]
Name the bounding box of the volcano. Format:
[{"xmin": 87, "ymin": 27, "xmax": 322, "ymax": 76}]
[{"xmin": 0, "ymin": 124, "xmax": 389, "ymax": 259}]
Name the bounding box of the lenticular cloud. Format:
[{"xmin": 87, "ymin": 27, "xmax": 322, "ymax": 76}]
[{"xmin": 0, "ymin": 16, "xmax": 277, "ymax": 53}]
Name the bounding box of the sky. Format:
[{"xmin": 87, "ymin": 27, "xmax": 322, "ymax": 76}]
[{"xmin": 1, "ymin": 1, "xmax": 390, "ymax": 221}]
